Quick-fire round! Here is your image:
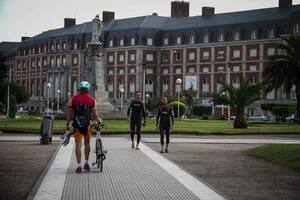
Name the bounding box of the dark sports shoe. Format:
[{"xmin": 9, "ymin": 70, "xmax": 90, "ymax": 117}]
[
  {"xmin": 75, "ymin": 166, "xmax": 82, "ymax": 173},
  {"xmin": 165, "ymin": 149, "xmax": 168, "ymax": 153},
  {"xmin": 160, "ymin": 150, "xmax": 164, "ymax": 153},
  {"xmin": 84, "ymin": 163, "xmax": 90, "ymax": 171},
  {"xmin": 131, "ymin": 143, "xmax": 135, "ymax": 149}
]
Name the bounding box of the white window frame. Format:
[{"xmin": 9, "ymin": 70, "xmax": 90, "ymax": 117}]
[
  {"xmin": 268, "ymin": 29, "xmax": 275, "ymax": 38},
  {"xmin": 233, "ymin": 66, "xmax": 240, "ymax": 72},
  {"xmin": 131, "ymin": 38, "xmax": 135, "ymax": 46},
  {"xmin": 203, "ymin": 51, "xmax": 209, "ymax": 60},
  {"xmin": 130, "ymin": 54, "xmax": 135, "ymax": 61},
  {"xmin": 188, "ymin": 67, "xmax": 195, "ymax": 73},
  {"xmin": 164, "ymin": 38, "xmax": 169, "ymax": 45},
  {"xmin": 62, "ymin": 57, "xmax": 66, "ymax": 66},
  {"xmin": 249, "ymin": 65, "xmax": 257, "ymax": 72},
  {"xmin": 217, "ymin": 50, "xmax": 225, "ymax": 59},
  {"xmin": 109, "ymin": 55, "xmax": 114, "ymax": 62},
  {"xmin": 233, "ymin": 49, "xmax": 241, "ymax": 58},
  {"xmin": 73, "ymin": 57, "xmax": 78, "ymax": 64},
  {"xmin": 267, "ymin": 48, "xmax": 275, "ymax": 56},
  {"xmin": 56, "ymin": 58, "xmax": 60, "ymax": 67},
  {"xmin": 120, "ymin": 39, "xmax": 124, "ymax": 46},
  {"xmin": 218, "ymin": 33, "xmax": 224, "ymax": 42},
  {"xmin": 146, "ymin": 54, "xmax": 154, "ymax": 61},
  {"xmin": 147, "ymin": 38, "xmax": 153, "ymax": 46},
  {"xmin": 74, "ymin": 42, "xmax": 78, "ymax": 50},
  {"xmin": 175, "ymin": 68, "xmax": 182, "ymax": 74},
  {"xmin": 293, "ymin": 24, "xmax": 300, "ymax": 33},
  {"xmin": 203, "ymin": 67, "xmax": 209, "ymax": 73},
  {"xmin": 176, "ymin": 36, "xmax": 181, "ymax": 45},
  {"xmin": 119, "ymin": 54, "xmax": 124, "ymax": 62},
  {"xmin": 189, "ymin": 52, "xmax": 195, "ymax": 60},
  {"xmin": 203, "ymin": 34, "xmax": 209, "ymax": 43},
  {"xmin": 163, "ymin": 69, "xmax": 169, "ymax": 74},
  {"xmin": 249, "ymin": 48, "xmax": 257, "ymax": 57},
  {"xmin": 162, "ymin": 53, "xmax": 168, "ymax": 62},
  {"xmin": 189, "ymin": 35, "xmax": 195, "ymax": 44},
  {"xmin": 109, "ymin": 39, "xmax": 113, "ymax": 47},
  {"xmin": 234, "ymin": 32, "xmax": 240, "ymax": 41},
  {"xmin": 251, "ymin": 30, "xmax": 257, "ymax": 40}
]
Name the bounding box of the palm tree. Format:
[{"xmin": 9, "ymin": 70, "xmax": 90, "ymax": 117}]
[
  {"xmin": 263, "ymin": 35, "xmax": 300, "ymax": 123},
  {"xmin": 219, "ymin": 75, "xmax": 262, "ymax": 128}
]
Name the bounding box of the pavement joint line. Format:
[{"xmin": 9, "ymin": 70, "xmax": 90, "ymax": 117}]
[
  {"xmin": 139, "ymin": 142, "xmax": 226, "ymax": 200},
  {"xmin": 33, "ymin": 138, "xmax": 74, "ymax": 200},
  {"xmin": 142, "ymin": 138, "xmax": 300, "ymax": 144}
]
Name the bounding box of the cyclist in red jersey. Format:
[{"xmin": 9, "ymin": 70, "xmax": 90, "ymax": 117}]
[{"xmin": 65, "ymin": 81, "xmax": 101, "ymax": 173}]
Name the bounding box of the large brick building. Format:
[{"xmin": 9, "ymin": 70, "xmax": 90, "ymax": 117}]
[{"xmin": 2, "ymin": 0, "xmax": 299, "ymax": 115}]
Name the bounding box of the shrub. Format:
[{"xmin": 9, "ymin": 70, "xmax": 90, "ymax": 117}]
[
  {"xmin": 169, "ymin": 101, "xmax": 186, "ymax": 118},
  {"xmin": 192, "ymin": 105, "xmax": 212, "ymax": 116},
  {"xmin": 272, "ymin": 106, "xmax": 296, "ymax": 121}
]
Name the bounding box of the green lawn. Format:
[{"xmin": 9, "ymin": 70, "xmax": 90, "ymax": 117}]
[
  {"xmin": 244, "ymin": 144, "xmax": 300, "ymax": 172},
  {"xmin": 0, "ymin": 116, "xmax": 300, "ymax": 134}
]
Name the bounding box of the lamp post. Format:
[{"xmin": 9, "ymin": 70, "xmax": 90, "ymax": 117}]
[
  {"xmin": 142, "ymin": 64, "xmax": 147, "ymax": 103},
  {"xmin": 6, "ymin": 67, "xmax": 11, "ymax": 117},
  {"xmin": 46, "ymin": 83, "xmax": 51, "ymax": 116},
  {"xmin": 57, "ymin": 89, "xmax": 61, "ymax": 113},
  {"xmin": 221, "ymin": 91, "xmax": 225, "ymax": 118},
  {"xmin": 227, "ymin": 61, "xmax": 231, "ymax": 121},
  {"xmin": 119, "ymin": 87, "xmax": 124, "ymax": 111},
  {"xmin": 176, "ymin": 78, "xmax": 182, "ymax": 119}
]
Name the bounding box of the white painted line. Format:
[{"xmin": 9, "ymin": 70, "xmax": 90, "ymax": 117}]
[
  {"xmin": 139, "ymin": 143, "xmax": 226, "ymax": 200},
  {"xmin": 33, "ymin": 138, "xmax": 74, "ymax": 200},
  {"xmin": 143, "ymin": 138, "xmax": 300, "ymax": 144}
]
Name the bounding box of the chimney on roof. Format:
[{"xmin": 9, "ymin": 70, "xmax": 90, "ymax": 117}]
[
  {"xmin": 21, "ymin": 37, "xmax": 30, "ymax": 41},
  {"xmin": 171, "ymin": 1, "xmax": 189, "ymax": 18},
  {"xmin": 279, "ymin": 0, "xmax": 292, "ymax": 8},
  {"xmin": 64, "ymin": 18, "xmax": 76, "ymax": 28},
  {"xmin": 202, "ymin": 7, "xmax": 215, "ymax": 17},
  {"xmin": 102, "ymin": 11, "xmax": 115, "ymax": 23}
]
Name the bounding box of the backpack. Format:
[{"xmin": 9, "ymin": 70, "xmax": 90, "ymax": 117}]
[{"xmin": 72, "ymin": 104, "xmax": 91, "ymax": 134}]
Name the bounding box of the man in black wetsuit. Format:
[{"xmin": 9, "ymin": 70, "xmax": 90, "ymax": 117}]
[
  {"xmin": 127, "ymin": 91, "xmax": 146, "ymax": 150},
  {"xmin": 156, "ymin": 96, "xmax": 174, "ymax": 153}
]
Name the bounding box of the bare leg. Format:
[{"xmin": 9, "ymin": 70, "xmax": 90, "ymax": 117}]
[
  {"xmin": 84, "ymin": 139, "xmax": 90, "ymax": 161},
  {"xmin": 75, "ymin": 140, "xmax": 82, "ymax": 164}
]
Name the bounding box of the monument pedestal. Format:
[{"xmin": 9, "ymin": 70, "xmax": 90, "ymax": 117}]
[{"xmin": 87, "ymin": 42, "xmax": 127, "ymax": 119}]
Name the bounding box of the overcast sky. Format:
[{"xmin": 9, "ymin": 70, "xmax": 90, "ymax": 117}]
[{"xmin": 1, "ymin": 0, "xmax": 300, "ymax": 42}]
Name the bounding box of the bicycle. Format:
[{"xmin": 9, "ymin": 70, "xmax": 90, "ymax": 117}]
[{"xmin": 92, "ymin": 123, "xmax": 107, "ymax": 172}]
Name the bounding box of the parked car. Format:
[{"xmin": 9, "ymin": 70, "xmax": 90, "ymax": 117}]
[
  {"xmin": 285, "ymin": 114, "xmax": 295, "ymax": 122},
  {"xmin": 229, "ymin": 116, "xmax": 236, "ymax": 120},
  {"xmin": 248, "ymin": 114, "xmax": 269, "ymax": 121}
]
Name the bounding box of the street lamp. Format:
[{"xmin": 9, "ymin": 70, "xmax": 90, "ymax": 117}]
[
  {"xmin": 227, "ymin": 61, "xmax": 231, "ymax": 121},
  {"xmin": 176, "ymin": 78, "xmax": 182, "ymax": 119},
  {"xmin": 119, "ymin": 87, "xmax": 124, "ymax": 111},
  {"xmin": 46, "ymin": 83, "xmax": 51, "ymax": 116},
  {"xmin": 221, "ymin": 91, "xmax": 226, "ymax": 118},
  {"xmin": 142, "ymin": 64, "xmax": 147, "ymax": 103},
  {"xmin": 57, "ymin": 89, "xmax": 61, "ymax": 113}
]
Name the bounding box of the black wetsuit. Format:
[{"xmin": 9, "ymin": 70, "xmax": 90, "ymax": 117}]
[
  {"xmin": 156, "ymin": 105, "xmax": 174, "ymax": 145},
  {"xmin": 127, "ymin": 100, "xmax": 146, "ymax": 144}
]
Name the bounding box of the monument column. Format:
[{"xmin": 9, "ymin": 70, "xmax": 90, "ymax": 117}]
[{"xmin": 86, "ymin": 15, "xmax": 114, "ymax": 114}]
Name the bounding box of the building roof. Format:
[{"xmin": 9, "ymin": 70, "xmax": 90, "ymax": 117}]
[
  {"xmin": 0, "ymin": 42, "xmax": 19, "ymax": 53},
  {"xmin": 17, "ymin": 4, "xmax": 300, "ymax": 47}
]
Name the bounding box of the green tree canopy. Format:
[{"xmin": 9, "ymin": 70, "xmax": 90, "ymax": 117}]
[{"xmin": 263, "ymin": 34, "xmax": 300, "ymax": 123}]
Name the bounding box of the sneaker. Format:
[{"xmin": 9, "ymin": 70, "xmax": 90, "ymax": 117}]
[
  {"xmin": 165, "ymin": 149, "xmax": 168, "ymax": 153},
  {"xmin": 84, "ymin": 163, "xmax": 90, "ymax": 171},
  {"xmin": 135, "ymin": 146, "xmax": 140, "ymax": 150},
  {"xmin": 75, "ymin": 166, "xmax": 82, "ymax": 173},
  {"xmin": 160, "ymin": 150, "xmax": 164, "ymax": 153},
  {"xmin": 131, "ymin": 143, "xmax": 135, "ymax": 149}
]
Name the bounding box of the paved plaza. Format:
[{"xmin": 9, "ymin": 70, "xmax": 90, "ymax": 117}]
[{"xmin": 1, "ymin": 135, "xmax": 300, "ymax": 200}]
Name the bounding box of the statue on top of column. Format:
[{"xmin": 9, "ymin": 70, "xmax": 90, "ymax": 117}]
[{"xmin": 91, "ymin": 15, "xmax": 102, "ymax": 44}]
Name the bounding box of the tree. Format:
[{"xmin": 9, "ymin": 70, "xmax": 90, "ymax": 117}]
[
  {"xmin": 0, "ymin": 55, "xmax": 8, "ymax": 83},
  {"xmin": 263, "ymin": 35, "xmax": 300, "ymax": 123},
  {"xmin": 0, "ymin": 81, "xmax": 29, "ymax": 104},
  {"xmin": 219, "ymin": 75, "xmax": 262, "ymax": 128},
  {"xmin": 181, "ymin": 86, "xmax": 197, "ymax": 108}
]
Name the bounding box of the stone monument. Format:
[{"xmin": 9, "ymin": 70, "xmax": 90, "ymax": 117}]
[{"xmin": 87, "ymin": 15, "xmax": 115, "ymax": 116}]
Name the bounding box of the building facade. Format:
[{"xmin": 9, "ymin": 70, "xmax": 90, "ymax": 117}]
[{"xmin": 3, "ymin": 0, "xmax": 300, "ymax": 114}]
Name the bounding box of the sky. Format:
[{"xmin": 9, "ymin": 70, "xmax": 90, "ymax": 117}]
[{"xmin": 1, "ymin": 0, "xmax": 300, "ymax": 42}]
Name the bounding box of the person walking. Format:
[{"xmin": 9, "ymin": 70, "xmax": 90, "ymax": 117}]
[
  {"xmin": 156, "ymin": 96, "xmax": 174, "ymax": 153},
  {"xmin": 65, "ymin": 81, "xmax": 102, "ymax": 173},
  {"xmin": 127, "ymin": 91, "xmax": 146, "ymax": 150}
]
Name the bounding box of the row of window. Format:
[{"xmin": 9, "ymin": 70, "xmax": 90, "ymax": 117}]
[
  {"xmin": 108, "ymin": 24, "xmax": 300, "ymax": 47},
  {"xmin": 18, "ymin": 41, "xmax": 81, "ymax": 57},
  {"xmin": 107, "ymin": 47, "xmax": 275, "ymax": 65}
]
